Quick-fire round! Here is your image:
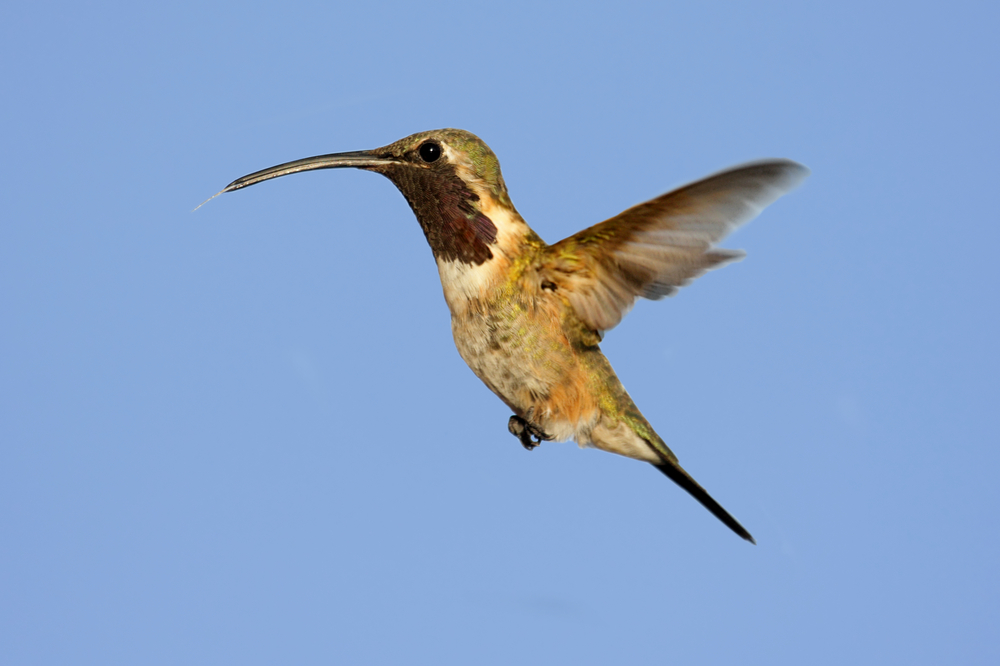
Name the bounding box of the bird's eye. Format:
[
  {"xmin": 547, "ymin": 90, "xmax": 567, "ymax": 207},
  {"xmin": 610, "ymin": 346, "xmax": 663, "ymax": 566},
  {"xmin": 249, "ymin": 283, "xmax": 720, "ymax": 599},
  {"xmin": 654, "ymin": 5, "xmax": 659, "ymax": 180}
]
[{"xmin": 419, "ymin": 142, "xmax": 442, "ymax": 163}]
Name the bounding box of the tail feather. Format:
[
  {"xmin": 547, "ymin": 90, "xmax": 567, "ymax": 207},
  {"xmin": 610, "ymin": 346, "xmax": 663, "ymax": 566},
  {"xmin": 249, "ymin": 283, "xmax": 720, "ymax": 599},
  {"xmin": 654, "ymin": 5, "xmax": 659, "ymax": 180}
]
[{"xmin": 653, "ymin": 461, "xmax": 755, "ymax": 544}]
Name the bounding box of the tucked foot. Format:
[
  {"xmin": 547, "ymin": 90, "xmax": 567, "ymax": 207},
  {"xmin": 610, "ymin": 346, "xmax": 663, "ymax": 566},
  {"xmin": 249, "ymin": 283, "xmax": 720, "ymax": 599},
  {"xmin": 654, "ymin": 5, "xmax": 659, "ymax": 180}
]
[{"xmin": 507, "ymin": 415, "xmax": 552, "ymax": 451}]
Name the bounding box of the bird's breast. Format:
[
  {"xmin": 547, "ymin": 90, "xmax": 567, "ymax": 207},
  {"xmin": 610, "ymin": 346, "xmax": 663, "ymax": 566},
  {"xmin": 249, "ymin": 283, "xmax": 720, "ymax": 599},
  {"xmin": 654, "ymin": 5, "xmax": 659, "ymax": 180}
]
[{"xmin": 444, "ymin": 269, "xmax": 603, "ymax": 441}]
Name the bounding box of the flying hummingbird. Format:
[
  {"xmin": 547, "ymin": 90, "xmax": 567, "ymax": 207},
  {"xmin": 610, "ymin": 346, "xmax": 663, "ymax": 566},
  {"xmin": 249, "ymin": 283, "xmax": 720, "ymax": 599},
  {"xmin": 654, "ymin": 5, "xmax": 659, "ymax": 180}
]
[{"xmin": 212, "ymin": 128, "xmax": 808, "ymax": 543}]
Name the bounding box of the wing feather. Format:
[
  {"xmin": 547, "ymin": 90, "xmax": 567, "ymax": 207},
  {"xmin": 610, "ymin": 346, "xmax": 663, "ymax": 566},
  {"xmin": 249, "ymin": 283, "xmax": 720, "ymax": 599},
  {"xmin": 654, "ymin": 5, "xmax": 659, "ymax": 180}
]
[{"xmin": 539, "ymin": 159, "xmax": 808, "ymax": 332}]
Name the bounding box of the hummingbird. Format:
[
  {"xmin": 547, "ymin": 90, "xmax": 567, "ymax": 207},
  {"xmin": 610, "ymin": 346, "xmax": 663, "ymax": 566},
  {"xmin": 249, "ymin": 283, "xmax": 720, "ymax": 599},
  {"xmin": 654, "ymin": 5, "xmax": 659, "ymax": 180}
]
[{"xmin": 214, "ymin": 128, "xmax": 808, "ymax": 543}]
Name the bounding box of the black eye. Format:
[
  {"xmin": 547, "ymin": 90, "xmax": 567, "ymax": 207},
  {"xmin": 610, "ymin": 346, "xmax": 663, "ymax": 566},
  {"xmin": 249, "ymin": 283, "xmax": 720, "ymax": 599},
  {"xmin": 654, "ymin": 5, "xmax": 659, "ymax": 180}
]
[{"xmin": 419, "ymin": 142, "xmax": 441, "ymax": 163}]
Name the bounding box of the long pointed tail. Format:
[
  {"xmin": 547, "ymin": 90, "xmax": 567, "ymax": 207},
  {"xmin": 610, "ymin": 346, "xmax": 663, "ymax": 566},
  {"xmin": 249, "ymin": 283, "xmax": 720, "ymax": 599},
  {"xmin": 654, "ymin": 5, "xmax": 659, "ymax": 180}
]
[{"xmin": 653, "ymin": 461, "xmax": 755, "ymax": 544}]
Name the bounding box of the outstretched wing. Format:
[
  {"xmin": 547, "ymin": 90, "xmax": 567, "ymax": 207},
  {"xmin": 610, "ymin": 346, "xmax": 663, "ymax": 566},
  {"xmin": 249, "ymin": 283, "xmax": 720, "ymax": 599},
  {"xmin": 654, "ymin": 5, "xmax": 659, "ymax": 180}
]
[{"xmin": 538, "ymin": 159, "xmax": 809, "ymax": 333}]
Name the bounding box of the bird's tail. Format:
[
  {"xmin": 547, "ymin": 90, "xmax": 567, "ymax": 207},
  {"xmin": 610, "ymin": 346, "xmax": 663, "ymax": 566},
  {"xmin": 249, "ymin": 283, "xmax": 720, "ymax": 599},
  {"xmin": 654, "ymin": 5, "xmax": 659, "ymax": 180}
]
[{"xmin": 653, "ymin": 460, "xmax": 755, "ymax": 544}]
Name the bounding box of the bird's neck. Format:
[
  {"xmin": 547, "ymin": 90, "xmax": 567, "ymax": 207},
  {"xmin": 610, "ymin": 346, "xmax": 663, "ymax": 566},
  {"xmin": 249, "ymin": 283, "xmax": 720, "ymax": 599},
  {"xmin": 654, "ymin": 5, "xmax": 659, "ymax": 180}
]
[{"xmin": 433, "ymin": 197, "xmax": 545, "ymax": 314}]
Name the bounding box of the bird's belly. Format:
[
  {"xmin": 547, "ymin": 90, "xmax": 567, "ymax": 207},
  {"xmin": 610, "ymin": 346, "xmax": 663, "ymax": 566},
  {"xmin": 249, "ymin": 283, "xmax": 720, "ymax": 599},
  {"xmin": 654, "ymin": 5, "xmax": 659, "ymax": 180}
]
[{"xmin": 450, "ymin": 308, "xmax": 600, "ymax": 442}]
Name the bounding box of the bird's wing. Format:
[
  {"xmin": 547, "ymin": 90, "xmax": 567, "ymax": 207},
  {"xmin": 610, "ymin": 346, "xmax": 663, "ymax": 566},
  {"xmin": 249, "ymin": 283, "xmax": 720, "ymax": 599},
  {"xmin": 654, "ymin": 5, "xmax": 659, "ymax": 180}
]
[{"xmin": 537, "ymin": 159, "xmax": 809, "ymax": 333}]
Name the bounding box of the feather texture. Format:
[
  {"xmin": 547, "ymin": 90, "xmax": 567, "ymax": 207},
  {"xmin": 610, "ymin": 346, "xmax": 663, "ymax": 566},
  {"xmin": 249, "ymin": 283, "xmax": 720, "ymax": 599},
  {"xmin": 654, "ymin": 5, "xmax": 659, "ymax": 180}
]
[{"xmin": 538, "ymin": 159, "xmax": 809, "ymax": 332}]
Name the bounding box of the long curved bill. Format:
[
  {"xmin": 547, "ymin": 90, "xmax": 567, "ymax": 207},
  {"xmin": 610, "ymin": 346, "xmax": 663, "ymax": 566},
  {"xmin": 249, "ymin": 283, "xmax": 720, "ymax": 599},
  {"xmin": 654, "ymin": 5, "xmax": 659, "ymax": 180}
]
[{"xmin": 195, "ymin": 149, "xmax": 396, "ymax": 211}]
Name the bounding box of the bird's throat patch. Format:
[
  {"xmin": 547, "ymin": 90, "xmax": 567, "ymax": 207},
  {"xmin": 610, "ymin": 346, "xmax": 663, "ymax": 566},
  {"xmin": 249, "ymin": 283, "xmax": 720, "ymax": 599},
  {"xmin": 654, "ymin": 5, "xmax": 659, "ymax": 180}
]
[{"xmin": 382, "ymin": 164, "xmax": 497, "ymax": 265}]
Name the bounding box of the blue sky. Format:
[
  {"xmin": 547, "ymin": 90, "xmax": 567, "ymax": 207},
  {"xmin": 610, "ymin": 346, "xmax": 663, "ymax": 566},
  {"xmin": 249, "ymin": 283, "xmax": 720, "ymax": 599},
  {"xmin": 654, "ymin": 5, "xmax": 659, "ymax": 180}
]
[{"xmin": 2, "ymin": 1, "xmax": 998, "ymax": 664}]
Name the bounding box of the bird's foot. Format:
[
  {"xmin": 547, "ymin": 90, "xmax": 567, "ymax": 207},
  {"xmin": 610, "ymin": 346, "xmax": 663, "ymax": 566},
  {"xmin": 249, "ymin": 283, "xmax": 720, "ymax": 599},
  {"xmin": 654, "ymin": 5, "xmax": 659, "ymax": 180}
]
[{"xmin": 507, "ymin": 415, "xmax": 552, "ymax": 451}]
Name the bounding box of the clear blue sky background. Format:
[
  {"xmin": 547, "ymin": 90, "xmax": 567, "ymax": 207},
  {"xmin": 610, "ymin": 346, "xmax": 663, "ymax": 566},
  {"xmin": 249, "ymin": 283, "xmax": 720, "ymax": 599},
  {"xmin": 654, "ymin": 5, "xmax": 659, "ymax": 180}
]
[{"xmin": 2, "ymin": 2, "xmax": 998, "ymax": 664}]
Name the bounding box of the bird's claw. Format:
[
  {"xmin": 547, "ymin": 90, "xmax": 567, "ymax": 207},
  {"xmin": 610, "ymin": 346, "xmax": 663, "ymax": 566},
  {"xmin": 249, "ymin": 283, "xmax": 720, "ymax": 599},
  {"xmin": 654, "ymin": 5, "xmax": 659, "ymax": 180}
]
[{"xmin": 508, "ymin": 415, "xmax": 552, "ymax": 451}]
